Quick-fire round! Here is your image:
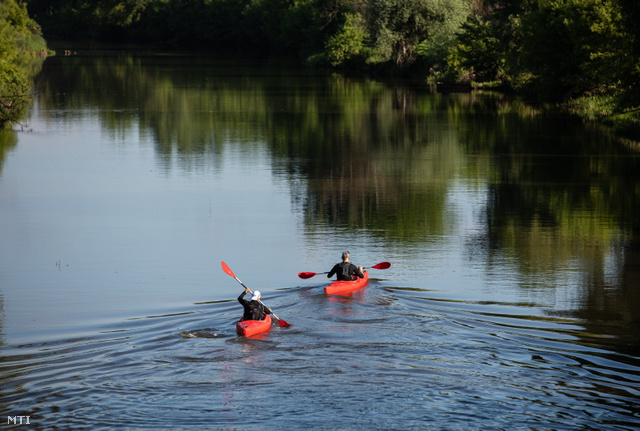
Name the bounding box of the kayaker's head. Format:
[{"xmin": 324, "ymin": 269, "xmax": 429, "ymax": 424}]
[
  {"xmin": 342, "ymin": 251, "xmax": 350, "ymax": 261},
  {"xmin": 251, "ymin": 291, "xmax": 261, "ymax": 301}
]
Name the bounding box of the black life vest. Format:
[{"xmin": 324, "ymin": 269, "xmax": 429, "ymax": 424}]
[
  {"xmin": 338, "ymin": 262, "xmax": 354, "ymax": 281},
  {"xmin": 244, "ymin": 301, "xmax": 264, "ymax": 321}
]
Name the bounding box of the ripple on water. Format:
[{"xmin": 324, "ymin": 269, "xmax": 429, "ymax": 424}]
[{"xmin": 1, "ymin": 285, "xmax": 639, "ymax": 430}]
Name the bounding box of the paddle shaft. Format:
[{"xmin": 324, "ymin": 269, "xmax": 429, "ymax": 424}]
[{"xmin": 298, "ymin": 261, "xmax": 391, "ymax": 279}]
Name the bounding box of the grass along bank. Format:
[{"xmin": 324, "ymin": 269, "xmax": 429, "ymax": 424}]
[{"xmin": 564, "ymin": 95, "xmax": 640, "ymax": 144}]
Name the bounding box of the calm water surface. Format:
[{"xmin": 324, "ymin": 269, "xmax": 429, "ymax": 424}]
[{"xmin": 0, "ymin": 47, "xmax": 639, "ymax": 430}]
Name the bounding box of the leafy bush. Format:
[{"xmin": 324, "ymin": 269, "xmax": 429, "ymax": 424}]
[
  {"xmin": 325, "ymin": 12, "xmax": 366, "ymax": 66},
  {"xmin": 0, "ymin": 0, "xmax": 47, "ymax": 128}
]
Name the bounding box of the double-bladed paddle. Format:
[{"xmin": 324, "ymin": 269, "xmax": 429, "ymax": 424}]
[
  {"xmin": 221, "ymin": 261, "xmax": 291, "ymax": 327},
  {"xmin": 297, "ymin": 261, "xmax": 391, "ymax": 279}
]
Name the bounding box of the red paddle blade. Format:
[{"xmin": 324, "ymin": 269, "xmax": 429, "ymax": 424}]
[
  {"xmin": 298, "ymin": 272, "xmax": 317, "ymax": 279},
  {"xmin": 221, "ymin": 261, "xmax": 235, "ymax": 278},
  {"xmin": 277, "ymin": 318, "xmax": 291, "ymax": 327},
  {"xmin": 371, "ymin": 261, "xmax": 391, "ymax": 270}
]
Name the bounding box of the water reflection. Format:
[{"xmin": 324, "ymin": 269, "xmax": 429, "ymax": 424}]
[
  {"xmin": 0, "ymin": 129, "xmax": 18, "ymax": 176},
  {"xmin": 26, "ymin": 48, "xmax": 640, "ymax": 327}
]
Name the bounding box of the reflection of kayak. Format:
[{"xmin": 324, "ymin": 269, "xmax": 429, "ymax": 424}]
[
  {"xmin": 324, "ymin": 270, "xmax": 369, "ymax": 295},
  {"xmin": 236, "ymin": 314, "xmax": 272, "ymax": 337}
]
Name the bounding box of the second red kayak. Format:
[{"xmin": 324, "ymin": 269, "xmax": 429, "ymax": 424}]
[
  {"xmin": 236, "ymin": 314, "xmax": 272, "ymax": 337},
  {"xmin": 324, "ymin": 270, "xmax": 369, "ymax": 295}
]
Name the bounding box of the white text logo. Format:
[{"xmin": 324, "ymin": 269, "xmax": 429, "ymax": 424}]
[{"xmin": 7, "ymin": 416, "xmax": 31, "ymax": 425}]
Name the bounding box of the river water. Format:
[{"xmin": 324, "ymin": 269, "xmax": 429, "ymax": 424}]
[{"xmin": 1, "ymin": 47, "xmax": 639, "ymax": 430}]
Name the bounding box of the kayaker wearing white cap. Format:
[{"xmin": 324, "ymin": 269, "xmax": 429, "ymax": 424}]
[
  {"xmin": 327, "ymin": 251, "xmax": 364, "ymax": 281},
  {"xmin": 238, "ymin": 287, "xmax": 272, "ymax": 321}
]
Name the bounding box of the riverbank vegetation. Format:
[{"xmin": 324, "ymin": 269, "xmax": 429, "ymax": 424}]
[
  {"xmin": 0, "ymin": 0, "xmax": 48, "ymax": 128},
  {"xmin": 441, "ymin": 0, "xmax": 640, "ymax": 140},
  {"xmin": 6, "ymin": 0, "xmax": 640, "ymax": 140}
]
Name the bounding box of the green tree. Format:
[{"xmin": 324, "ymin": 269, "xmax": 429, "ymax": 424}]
[
  {"xmin": 325, "ymin": 12, "xmax": 367, "ymax": 66},
  {"xmin": 0, "ymin": 0, "xmax": 47, "ymax": 128},
  {"xmin": 244, "ymin": 0, "xmax": 324, "ymax": 57},
  {"xmin": 365, "ymin": 0, "xmax": 470, "ymax": 66},
  {"xmin": 442, "ymin": 15, "xmax": 504, "ymax": 82},
  {"xmin": 521, "ymin": 0, "xmax": 633, "ymax": 99},
  {"xmin": 442, "ymin": 0, "xmax": 537, "ymax": 86},
  {"xmin": 449, "ymin": 0, "xmax": 638, "ymax": 99}
]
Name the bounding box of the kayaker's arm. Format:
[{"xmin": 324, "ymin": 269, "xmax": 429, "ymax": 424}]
[
  {"xmin": 238, "ymin": 287, "xmax": 250, "ymax": 304},
  {"xmin": 327, "ymin": 264, "xmax": 338, "ymax": 279},
  {"xmin": 355, "ymin": 265, "xmax": 364, "ymax": 278}
]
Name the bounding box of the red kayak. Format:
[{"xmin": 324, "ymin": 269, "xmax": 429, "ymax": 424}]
[
  {"xmin": 236, "ymin": 314, "xmax": 272, "ymax": 337},
  {"xmin": 324, "ymin": 270, "xmax": 369, "ymax": 295}
]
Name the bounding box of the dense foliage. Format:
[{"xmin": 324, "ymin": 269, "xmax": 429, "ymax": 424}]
[
  {"xmin": 444, "ymin": 1, "xmax": 639, "ymax": 95},
  {"xmin": 26, "ymin": 0, "xmax": 470, "ymax": 66},
  {"xmin": 0, "ymin": 0, "xmax": 47, "ymax": 128},
  {"xmin": 441, "ymin": 0, "xmax": 640, "ymax": 137}
]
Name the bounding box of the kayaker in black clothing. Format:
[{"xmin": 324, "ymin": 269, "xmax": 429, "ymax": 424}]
[
  {"xmin": 238, "ymin": 288, "xmax": 272, "ymax": 321},
  {"xmin": 328, "ymin": 251, "xmax": 364, "ymax": 281}
]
